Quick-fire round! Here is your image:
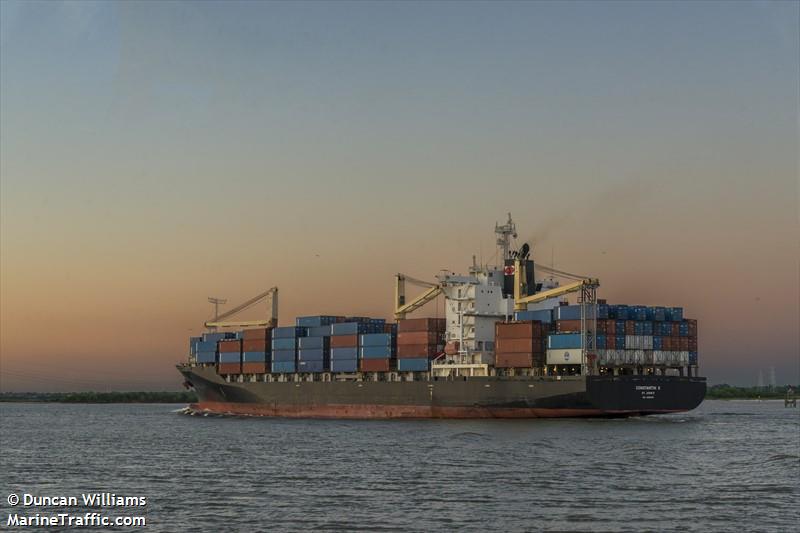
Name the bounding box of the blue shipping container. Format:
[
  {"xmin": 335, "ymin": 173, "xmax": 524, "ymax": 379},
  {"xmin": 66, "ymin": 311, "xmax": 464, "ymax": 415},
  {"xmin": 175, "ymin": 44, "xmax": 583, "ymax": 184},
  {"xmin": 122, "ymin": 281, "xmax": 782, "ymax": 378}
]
[
  {"xmin": 272, "ymin": 338, "xmax": 297, "ymax": 350},
  {"xmin": 632, "ymin": 306, "xmax": 647, "ymax": 321},
  {"xmin": 271, "ymin": 349, "xmax": 296, "ymax": 363},
  {"xmin": 272, "ymin": 361, "xmax": 296, "ymax": 373},
  {"xmin": 331, "ymin": 347, "xmax": 358, "ymax": 359},
  {"xmin": 307, "ymin": 325, "xmax": 332, "ymax": 337},
  {"xmin": 652, "ymin": 307, "xmax": 666, "ymax": 321},
  {"xmin": 219, "ymin": 352, "xmax": 240, "ymax": 363},
  {"xmin": 272, "ymin": 326, "xmax": 307, "ymax": 339},
  {"xmin": 195, "ymin": 351, "xmax": 216, "ymax": 363},
  {"xmin": 397, "ymin": 358, "xmax": 429, "ymax": 372},
  {"xmin": 202, "ymin": 332, "xmax": 235, "ymax": 343},
  {"xmin": 554, "ymin": 305, "xmax": 582, "ymax": 321},
  {"xmin": 298, "ymin": 348, "xmax": 327, "ymax": 361},
  {"xmin": 653, "ymin": 336, "xmax": 663, "ymax": 350},
  {"xmin": 596, "ymin": 335, "xmax": 607, "ymax": 349},
  {"xmin": 548, "ymin": 333, "xmax": 582, "ymax": 349},
  {"xmin": 643, "ymin": 322, "xmax": 654, "ymax": 335},
  {"xmin": 195, "ymin": 340, "xmax": 216, "ymax": 352},
  {"xmin": 331, "ymin": 359, "xmax": 358, "ymax": 372},
  {"xmin": 678, "ymin": 322, "xmax": 689, "ymax": 337},
  {"xmin": 689, "ymin": 351, "xmax": 698, "ymax": 365},
  {"xmin": 331, "ymin": 322, "xmax": 382, "ymax": 335},
  {"xmin": 296, "ymin": 315, "xmax": 342, "ymax": 328},
  {"xmin": 242, "ymin": 351, "xmax": 267, "ymax": 362},
  {"xmin": 615, "ymin": 335, "xmax": 626, "ymax": 348},
  {"xmin": 298, "ymin": 336, "xmax": 330, "ymax": 349},
  {"xmin": 359, "ymin": 333, "xmax": 394, "ymax": 347},
  {"xmin": 615, "ymin": 305, "xmax": 630, "ymax": 320},
  {"xmin": 514, "ymin": 309, "xmax": 553, "ymax": 323},
  {"xmin": 360, "ymin": 345, "xmax": 395, "ymax": 359},
  {"xmin": 297, "ymin": 360, "xmax": 326, "ymax": 372}
]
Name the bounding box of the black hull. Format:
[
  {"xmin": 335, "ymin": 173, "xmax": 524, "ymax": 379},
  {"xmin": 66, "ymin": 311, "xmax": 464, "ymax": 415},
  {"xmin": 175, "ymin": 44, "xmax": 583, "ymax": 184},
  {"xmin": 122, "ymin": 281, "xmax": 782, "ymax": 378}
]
[{"xmin": 179, "ymin": 366, "xmax": 706, "ymax": 419}]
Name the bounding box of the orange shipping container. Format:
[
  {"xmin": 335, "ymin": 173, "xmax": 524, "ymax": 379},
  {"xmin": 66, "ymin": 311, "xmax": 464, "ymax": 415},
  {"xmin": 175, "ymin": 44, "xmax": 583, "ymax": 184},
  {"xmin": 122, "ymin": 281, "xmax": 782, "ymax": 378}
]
[
  {"xmin": 330, "ymin": 335, "xmax": 358, "ymax": 348},
  {"xmin": 397, "ymin": 344, "xmax": 441, "ymax": 358},
  {"xmin": 218, "ymin": 363, "xmax": 241, "ymax": 374},
  {"xmin": 242, "ymin": 339, "xmax": 267, "ymax": 352},
  {"xmin": 241, "ymin": 362, "xmax": 268, "ymax": 374},
  {"xmin": 556, "ymin": 320, "xmax": 583, "ymax": 333},
  {"xmin": 241, "ymin": 328, "xmax": 272, "ymax": 341},
  {"xmin": 397, "ymin": 318, "xmax": 446, "ymax": 333},
  {"xmin": 398, "ymin": 331, "xmax": 442, "ymax": 345},
  {"xmin": 219, "ymin": 340, "xmax": 242, "ymax": 353},
  {"xmin": 495, "ymin": 321, "xmax": 544, "ymax": 339},
  {"xmin": 360, "ymin": 359, "xmax": 391, "ymax": 372},
  {"xmin": 495, "ymin": 338, "xmax": 543, "ymax": 354}
]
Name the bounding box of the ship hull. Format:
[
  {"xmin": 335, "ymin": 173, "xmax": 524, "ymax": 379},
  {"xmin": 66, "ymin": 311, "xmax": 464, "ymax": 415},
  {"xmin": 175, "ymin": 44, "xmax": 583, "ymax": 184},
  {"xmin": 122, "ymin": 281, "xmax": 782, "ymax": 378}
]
[{"xmin": 179, "ymin": 366, "xmax": 705, "ymax": 419}]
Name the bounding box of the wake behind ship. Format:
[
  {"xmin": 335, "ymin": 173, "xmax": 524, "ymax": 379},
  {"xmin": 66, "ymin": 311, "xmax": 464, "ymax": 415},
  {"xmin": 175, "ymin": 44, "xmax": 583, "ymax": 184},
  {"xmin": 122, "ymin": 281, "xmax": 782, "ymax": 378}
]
[{"xmin": 179, "ymin": 214, "xmax": 705, "ymax": 418}]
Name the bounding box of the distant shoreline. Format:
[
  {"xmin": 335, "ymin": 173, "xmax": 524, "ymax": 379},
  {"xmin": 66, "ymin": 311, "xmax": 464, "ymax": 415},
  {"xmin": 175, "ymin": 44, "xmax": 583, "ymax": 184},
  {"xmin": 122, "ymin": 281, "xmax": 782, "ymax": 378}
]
[{"xmin": 0, "ymin": 392, "xmax": 197, "ymax": 404}]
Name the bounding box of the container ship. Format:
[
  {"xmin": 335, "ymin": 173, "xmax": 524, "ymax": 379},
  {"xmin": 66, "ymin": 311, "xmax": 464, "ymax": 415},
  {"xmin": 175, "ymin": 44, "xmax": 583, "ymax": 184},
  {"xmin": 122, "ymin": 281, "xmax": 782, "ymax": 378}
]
[{"xmin": 178, "ymin": 215, "xmax": 705, "ymax": 418}]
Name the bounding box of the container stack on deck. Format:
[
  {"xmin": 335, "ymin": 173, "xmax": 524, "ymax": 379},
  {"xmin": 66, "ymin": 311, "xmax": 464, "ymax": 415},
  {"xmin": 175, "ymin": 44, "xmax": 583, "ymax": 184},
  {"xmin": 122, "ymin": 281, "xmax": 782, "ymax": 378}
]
[
  {"xmin": 241, "ymin": 327, "xmax": 272, "ymax": 373},
  {"xmin": 330, "ymin": 318, "xmax": 385, "ymax": 373},
  {"xmin": 218, "ymin": 339, "xmax": 242, "ymax": 375},
  {"xmin": 192, "ymin": 332, "xmax": 234, "ymax": 365},
  {"xmin": 396, "ymin": 318, "xmax": 446, "ymax": 372},
  {"xmin": 295, "ymin": 316, "xmax": 342, "ymax": 373},
  {"xmin": 272, "ymin": 326, "xmax": 306, "ymax": 374},
  {"xmin": 494, "ymin": 321, "xmax": 546, "ymax": 368}
]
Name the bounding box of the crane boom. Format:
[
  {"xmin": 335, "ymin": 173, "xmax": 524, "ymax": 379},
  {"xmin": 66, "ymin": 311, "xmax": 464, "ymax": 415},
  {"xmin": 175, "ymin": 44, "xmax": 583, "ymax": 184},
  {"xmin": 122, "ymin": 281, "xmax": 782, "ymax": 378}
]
[
  {"xmin": 204, "ymin": 287, "xmax": 278, "ymax": 329},
  {"xmin": 513, "ymin": 258, "xmax": 598, "ymax": 311},
  {"xmin": 394, "ymin": 274, "xmax": 442, "ymax": 320}
]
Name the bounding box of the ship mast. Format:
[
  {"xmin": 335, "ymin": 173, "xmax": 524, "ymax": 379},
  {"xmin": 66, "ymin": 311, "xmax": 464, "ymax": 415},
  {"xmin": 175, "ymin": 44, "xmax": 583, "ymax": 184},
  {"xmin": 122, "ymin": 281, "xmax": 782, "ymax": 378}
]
[{"xmin": 495, "ymin": 212, "xmax": 517, "ymax": 264}]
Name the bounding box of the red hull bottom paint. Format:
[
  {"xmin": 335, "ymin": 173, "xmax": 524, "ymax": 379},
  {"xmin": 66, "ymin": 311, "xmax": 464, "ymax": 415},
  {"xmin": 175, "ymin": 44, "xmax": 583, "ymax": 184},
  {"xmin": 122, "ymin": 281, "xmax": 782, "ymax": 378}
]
[{"xmin": 192, "ymin": 402, "xmax": 686, "ymax": 419}]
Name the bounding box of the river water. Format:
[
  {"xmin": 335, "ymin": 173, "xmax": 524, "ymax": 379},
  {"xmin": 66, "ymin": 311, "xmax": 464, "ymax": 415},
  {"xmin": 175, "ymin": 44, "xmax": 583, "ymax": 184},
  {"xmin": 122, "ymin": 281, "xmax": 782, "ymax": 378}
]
[{"xmin": 1, "ymin": 400, "xmax": 798, "ymax": 532}]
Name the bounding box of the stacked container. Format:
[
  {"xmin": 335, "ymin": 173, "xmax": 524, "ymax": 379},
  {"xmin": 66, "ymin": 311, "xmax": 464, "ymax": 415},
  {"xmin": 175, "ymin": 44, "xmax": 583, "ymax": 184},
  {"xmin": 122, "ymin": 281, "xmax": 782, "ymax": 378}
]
[
  {"xmin": 396, "ymin": 318, "xmax": 445, "ymax": 372},
  {"xmin": 359, "ymin": 332, "xmax": 396, "ymax": 372},
  {"xmin": 494, "ymin": 321, "xmax": 545, "ymax": 368},
  {"xmin": 271, "ymin": 326, "xmax": 306, "ymax": 373},
  {"xmin": 218, "ymin": 339, "xmax": 242, "ymax": 374},
  {"xmin": 297, "ymin": 334, "xmax": 330, "ymax": 373},
  {"xmin": 241, "ymin": 328, "xmax": 272, "ymax": 374}
]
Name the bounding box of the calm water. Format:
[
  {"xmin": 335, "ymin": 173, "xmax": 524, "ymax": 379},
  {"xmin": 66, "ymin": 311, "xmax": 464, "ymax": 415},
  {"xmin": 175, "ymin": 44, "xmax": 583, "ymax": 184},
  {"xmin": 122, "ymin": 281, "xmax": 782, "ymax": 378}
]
[{"xmin": 1, "ymin": 400, "xmax": 798, "ymax": 532}]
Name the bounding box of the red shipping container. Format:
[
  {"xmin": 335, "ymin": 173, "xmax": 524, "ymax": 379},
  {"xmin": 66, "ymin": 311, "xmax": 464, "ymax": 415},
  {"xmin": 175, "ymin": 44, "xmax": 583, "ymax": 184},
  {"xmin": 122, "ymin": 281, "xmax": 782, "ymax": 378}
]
[
  {"xmin": 330, "ymin": 335, "xmax": 358, "ymax": 348},
  {"xmin": 397, "ymin": 344, "xmax": 441, "ymax": 358},
  {"xmin": 556, "ymin": 319, "xmax": 582, "ymax": 333},
  {"xmin": 218, "ymin": 363, "xmax": 241, "ymax": 374},
  {"xmin": 360, "ymin": 359, "xmax": 391, "ymax": 372},
  {"xmin": 625, "ymin": 321, "xmax": 636, "ymax": 335},
  {"xmin": 596, "ymin": 321, "xmax": 607, "ymax": 334},
  {"xmin": 605, "ymin": 319, "xmax": 617, "ymax": 335},
  {"xmin": 606, "ymin": 336, "xmax": 616, "ymax": 349},
  {"xmin": 383, "ymin": 323, "xmax": 396, "ymax": 333},
  {"xmin": 686, "ymin": 319, "xmax": 698, "ymax": 337},
  {"xmin": 663, "ymin": 337, "xmax": 674, "ymax": 351},
  {"xmin": 398, "ymin": 331, "xmax": 442, "ymax": 345},
  {"xmin": 397, "ymin": 318, "xmax": 446, "ymax": 333},
  {"xmin": 688, "ymin": 338, "xmax": 698, "ymax": 350},
  {"xmin": 242, "ymin": 339, "xmax": 267, "ymax": 352},
  {"xmin": 671, "ymin": 323, "xmax": 680, "ymax": 336},
  {"xmin": 241, "ymin": 328, "xmax": 272, "ymax": 341},
  {"xmin": 496, "ymin": 338, "xmax": 541, "ymax": 354},
  {"xmin": 241, "ymin": 362, "xmax": 267, "ymax": 374},
  {"xmin": 495, "ymin": 321, "xmax": 544, "ymax": 339},
  {"xmin": 679, "ymin": 337, "xmax": 689, "ymax": 351},
  {"xmin": 219, "ymin": 340, "xmax": 242, "ymax": 353}
]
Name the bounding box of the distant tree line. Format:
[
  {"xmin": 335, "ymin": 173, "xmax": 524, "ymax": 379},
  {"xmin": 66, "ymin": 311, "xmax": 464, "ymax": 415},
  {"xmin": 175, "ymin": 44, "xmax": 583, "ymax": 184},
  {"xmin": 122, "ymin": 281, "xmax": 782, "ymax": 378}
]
[
  {"xmin": 707, "ymin": 384, "xmax": 797, "ymax": 399},
  {"xmin": 0, "ymin": 391, "xmax": 198, "ymax": 403}
]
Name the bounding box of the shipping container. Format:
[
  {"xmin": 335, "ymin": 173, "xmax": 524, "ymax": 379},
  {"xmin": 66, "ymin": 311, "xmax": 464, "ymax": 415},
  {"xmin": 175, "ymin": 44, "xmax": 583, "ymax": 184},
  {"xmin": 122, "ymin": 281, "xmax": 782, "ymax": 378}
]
[
  {"xmin": 272, "ymin": 326, "xmax": 307, "ymax": 339},
  {"xmin": 547, "ymin": 333, "xmax": 582, "ymax": 350},
  {"xmin": 217, "ymin": 363, "xmax": 241, "ymax": 375},
  {"xmin": 272, "ymin": 361, "xmax": 296, "ymax": 373},
  {"xmin": 272, "ymin": 337, "xmax": 297, "ymax": 351},
  {"xmin": 195, "ymin": 340, "xmax": 217, "ymax": 352},
  {"xmin": 331, "ymin": 359, "xmax": 359, "ymax": 372},
  {"xmin": 241, "ymin": 328, "xmax": 271, "ymax": 341},
  {"xmin": 242, "ymin": 339, "xmax": 268, "ymax": 352},
  {"xmin": 397, "ymin": 318, "xmax": 446, "ymax": 333},
  {"xmin": 331, "ymin": 322, "xmax": 383, "ymax": 335},
  {"xmin": 298, "ymin": 336, "xmax": 330, "ymax": 350},
  {"xmin": 360, "ymin": 345, "xmax": 395, "ymax": 359},
  {"xmin": 242, "ymin": 351, "xmax": 267, "ymax": 362},
  {"xmin": 495, "ymin": 353, "xmax": 538, "ymax": 368},
  {"xmin": 330, "ymin": 335, "xmax": 358, "ymax": 348},
  {"xmin": 331, "ymin": 347, "xmax": 359, "ymax": 359},
  {"xmin": 496, "ymin": 321, "xmax": 545, "ymax": 339},
  {"xmin": 554, "ymin": 305, "xmax": 582, "ymax": 321},
  {"xmin": 689, "ymin": 351, "xmax": 698, "ymax": 365},
  {"xmin": 195, "ymin": 351, "xmax": 217, "ymax": 364},
  {"xmin": 298, "ymin": 348, "xmax": 327, "ymax": 361},
  {"xmin": 555, "ymin": 319, "xmax": 583, "ymax": 333},
  {"xmin": 596, "ymin": 335, "xmax": 606, "ymax": 349},
  {"xmin": 397, "ymin": 358, "xmax": 430, "ymax": 372},
  {"xmin": 546, "ymin": 349, "xmax": 582, "ymax": 365},
  {"xmin": 397, "ymin": 331, "xmax": 442, "ymax": 345},
  {"xmin": 271, "ymin": 350, "xmax": 296, "ymax": 363},
  {"xmin": 359, "ymin": 333, "xmax": 394, "ymax": 347},
  {"xmin": 202, "ymin": 332, "xmax": 235, "ymax": 343},
  {"xmin": 189, "ymin": 336, "xmax": 202, "ymax": 355},
  {"xmin": 296, "ymin": 315, "xmax": 345, "ymax": 327},
  {"xmin": 495, "ymin": 338, "xmax": 542, "ymax": 353},
  {"xmin": 219, "ymin": 352, "xmax": 241, "ymax": 364},
  {"xmin": 614, "ymin": 305, "xmax": 630, "ymax": 320},
  {"xmin": 360, "ymin": 358, "xmax": 391, "ymax": 372},
  {"xmin": 307, "ymin": 325, "xmax": 332, "ymax": 337},
  {"xmin": 297, "ymin": 360, "xmax": 326, "ymax": 372},
  {"xmin": 218, "ymin": 339, "xmax": 242, "ymax": 353},
  {"xmin": 513, "ymin": 309, "xmax": 553, "ymax": 323},
  {"xmin": 397, "ymin": 344, "xmax": 441, "ymax": 358},
  {"xmin": 667, "ymin": 307, "xmax": 684, "ymax": 322},
  {"xmin": 241, "ymin": 362, "xmax": 267, "ymax": 374}
]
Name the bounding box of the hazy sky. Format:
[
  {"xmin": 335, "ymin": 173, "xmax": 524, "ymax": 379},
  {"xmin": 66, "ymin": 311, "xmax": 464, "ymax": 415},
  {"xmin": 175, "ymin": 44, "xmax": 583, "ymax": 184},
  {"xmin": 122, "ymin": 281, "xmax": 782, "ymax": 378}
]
[{"xmin": 1, "ymin": 1, "xmax": 798, "ymax": 390}]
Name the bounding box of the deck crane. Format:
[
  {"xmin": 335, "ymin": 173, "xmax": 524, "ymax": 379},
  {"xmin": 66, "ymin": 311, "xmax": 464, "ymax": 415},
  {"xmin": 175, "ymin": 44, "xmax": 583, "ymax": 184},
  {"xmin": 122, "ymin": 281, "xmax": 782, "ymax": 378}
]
[
  {"xmin": 394, "ymin": 274, "xmax": 442, "ymax": 320},
  {"xmin": 204, "ymin": 287, "xmax": 279, "ymax": 330}
]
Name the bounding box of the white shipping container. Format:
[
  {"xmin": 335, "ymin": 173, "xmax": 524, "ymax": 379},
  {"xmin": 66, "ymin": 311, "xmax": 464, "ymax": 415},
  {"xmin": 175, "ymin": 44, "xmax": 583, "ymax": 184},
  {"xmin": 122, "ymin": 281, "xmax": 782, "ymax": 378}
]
[
  {"xmin": 643, "ymin": 335, "xmax": 654, "ymax": 350},
  {"xmin": 546, "ymin": 349, "xmax": 582, "ymax": 365}
]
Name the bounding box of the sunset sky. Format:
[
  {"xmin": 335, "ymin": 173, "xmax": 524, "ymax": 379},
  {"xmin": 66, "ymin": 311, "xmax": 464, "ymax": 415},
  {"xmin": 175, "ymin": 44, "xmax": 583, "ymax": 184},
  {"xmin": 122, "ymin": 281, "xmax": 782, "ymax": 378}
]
[{"xmin": 1, "ymin": 1, "xmax": 797, "ymax": 390}]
